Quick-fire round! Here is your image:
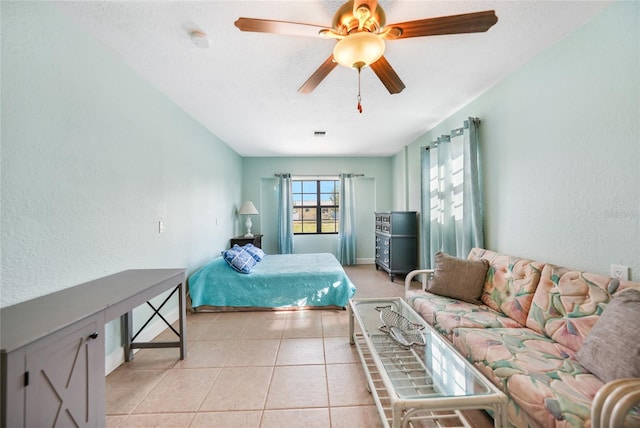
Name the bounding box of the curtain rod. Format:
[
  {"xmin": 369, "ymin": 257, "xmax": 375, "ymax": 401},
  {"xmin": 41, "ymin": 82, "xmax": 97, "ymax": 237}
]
[
  {"xmin": 424, "ymin": 117, "xmax": 481, "ymax": 150},
  {"xmin": 273, "ymin": 174, "xmax": 364, "ymax": 178}
]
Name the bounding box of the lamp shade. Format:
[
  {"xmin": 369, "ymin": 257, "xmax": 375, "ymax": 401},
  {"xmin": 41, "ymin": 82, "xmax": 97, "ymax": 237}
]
[
  {"xmin": 333, "ymin": 32, "xmax": 385, "ymax": 69},
  {"xmin": 238, "ymin": 201, "xmax": 259, "ymax": 215}
]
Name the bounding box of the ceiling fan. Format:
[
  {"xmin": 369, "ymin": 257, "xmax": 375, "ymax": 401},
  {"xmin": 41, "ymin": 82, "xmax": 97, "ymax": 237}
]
[{"xmin": 235, "ymin": 0, "xmax": 497, "ymax": 110}]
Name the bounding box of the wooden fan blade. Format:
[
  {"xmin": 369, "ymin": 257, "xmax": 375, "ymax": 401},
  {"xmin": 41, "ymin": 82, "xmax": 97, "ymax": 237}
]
[
  {"xmin": 298, "ymin": 55, "xmax": 339, "ymax": 94},
  {"xmin": 235, "ymin": 17, "xmax": 328, "ymax": 38},
  {"xmin": 353, "ymin": 0, "xmax": 378, "ymax": 17},
  {"xmin": 370, "ymin": 56, "xmax": 405, "ymax": 94},
  {"xmin": 385, "ymin": 10, "xmax": 498, "ymax": 39}
]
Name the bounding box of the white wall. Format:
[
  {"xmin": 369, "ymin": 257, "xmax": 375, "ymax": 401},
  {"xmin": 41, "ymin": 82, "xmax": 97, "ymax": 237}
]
[
  {"xmin": 1, "ymin": 2, "xmax": 243, "ymax": 369},
  {"xmin": 395, "ymin": 1, "xmax": 640, "ymax": 279}
]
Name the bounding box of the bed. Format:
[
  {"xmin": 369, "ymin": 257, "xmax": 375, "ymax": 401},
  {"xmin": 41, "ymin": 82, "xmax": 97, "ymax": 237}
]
[{"xmin": 188, "ymin": 253, "xmax": 356, "ymax": 311}]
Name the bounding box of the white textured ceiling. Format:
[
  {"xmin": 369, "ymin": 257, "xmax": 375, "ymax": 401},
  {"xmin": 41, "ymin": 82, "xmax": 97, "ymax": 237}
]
[{"xmin": 54, "ymin": 1, "xmax": 610, "ymax": 157}]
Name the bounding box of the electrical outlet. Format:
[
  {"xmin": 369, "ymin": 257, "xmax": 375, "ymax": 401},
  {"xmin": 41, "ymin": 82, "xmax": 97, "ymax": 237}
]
[
  {"xmin": 610, "ymin": 264, "xmax": 630, "ymax": 281},
  {"xmin": 158, "ymin": 219, "xmax": 165, "ymax": 234}
]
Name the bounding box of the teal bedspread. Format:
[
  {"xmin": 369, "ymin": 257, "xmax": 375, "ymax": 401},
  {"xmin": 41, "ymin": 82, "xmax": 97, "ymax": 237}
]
[{"xmin": 188, "ymin": 253, "xmax": 356, "ymax": 309}]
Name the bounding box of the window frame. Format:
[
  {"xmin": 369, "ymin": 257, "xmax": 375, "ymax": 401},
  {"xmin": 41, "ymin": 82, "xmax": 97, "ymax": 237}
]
[{"xmin": 292, "ymin": 178, "xmax": 339, "ymax": 235}]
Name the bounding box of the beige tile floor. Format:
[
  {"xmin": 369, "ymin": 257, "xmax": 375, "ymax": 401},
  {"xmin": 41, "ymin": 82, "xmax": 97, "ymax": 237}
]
[{"xmin": 106, "ymin": 265, "xmax": 494, "ymax": 428}]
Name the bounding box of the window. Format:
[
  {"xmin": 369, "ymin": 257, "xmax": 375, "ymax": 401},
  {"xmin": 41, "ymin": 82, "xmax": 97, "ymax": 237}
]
[{"xmin": 292, "ymin": 179, "xmax": 339, "ymax": 234}]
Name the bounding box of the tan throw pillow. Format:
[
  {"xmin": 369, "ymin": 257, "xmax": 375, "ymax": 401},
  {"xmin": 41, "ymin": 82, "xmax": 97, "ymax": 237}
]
[
  {"xmin": 576, "ymin": 288, "xmax": 640, "ymax": 383},
  {"xmin": 427, "ymin": 252, "xmax": 489, "ymax": 304}
]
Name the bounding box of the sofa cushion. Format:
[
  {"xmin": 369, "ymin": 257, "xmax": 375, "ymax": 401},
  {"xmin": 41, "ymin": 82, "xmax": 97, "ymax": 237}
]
[
  {"xmin": 453, "ymin": 327, "xmax": 602, "ymax": 428},
  {"xmin": 576, "ymin": 288, "xmax": 640, "ymax": 383},
  {"xmin": 427, "ymin": 251, "xmax": 489, "ymax": 304},
  {"xmin": 468, "ymin": 248, "xmax": 545, "ymax": 326},
  {"xmin": 525, "ymin": 264, "xmax": 640, "ymax": 352},
  {"xmin": 408, "ymin": 292, "xmax": 522, "ymax": 340}
]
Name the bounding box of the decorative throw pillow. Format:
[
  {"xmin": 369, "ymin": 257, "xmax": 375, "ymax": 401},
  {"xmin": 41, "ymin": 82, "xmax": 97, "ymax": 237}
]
[
  {"xmin": 243, "ymin": 243, "xmax": 265, "ymax": 262},
  {"xmin": 576, "ymin": 288, "xmax": 640, "ymax": 383},
  {"xmin": 427, "ymin": 251, "xmax": 490, "ymax": 304},
  {"xmin": 221, "ymin": 245, "xmax": 257, "ymax": 274}
]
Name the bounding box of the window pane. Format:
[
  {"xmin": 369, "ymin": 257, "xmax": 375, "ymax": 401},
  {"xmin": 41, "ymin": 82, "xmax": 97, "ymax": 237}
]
[
  {"xmin": 302, "ymin": 207, "xmax": 316, "ymax": 219},
  {"xmin": 293, "ymin": 220, "xmax": 303, "ymax": 233},
  {"xmin": 321, "ymin": 219, "xmax": 337, "ymax": 233},
  {"xmin": 302, "ymin": 194, "xmax": 316, "ymax": 204},
  {"xmin": 303, "ymin": 222, "xmax": 318, "ymax": 233},
  {"xmin": 292, "ymin": 181, "xmax": 302, "ymax": 192},
  {"xmin": 323, "ymin": 207, "xmax": 337, "ymax": 219},
  {"xmin": 320, "ymin": 193, "xmax": 336, "ymax": 206},
  {"xmin": 302, "ymin": 181, "xmax": 316, "ymax": 192},
  {"xmin": 320, "ymin": 181, "xmax": 337, "ymax": 192},
  {"xmin": 292, "ymin": 194, "xmax": 302, "ymax": 205}
]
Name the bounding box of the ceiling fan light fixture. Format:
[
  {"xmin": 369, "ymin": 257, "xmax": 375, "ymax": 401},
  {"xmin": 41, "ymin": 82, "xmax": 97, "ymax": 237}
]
[{"xmin": 333, "ymin": 31, "xmax": 385, "ymax": 69}]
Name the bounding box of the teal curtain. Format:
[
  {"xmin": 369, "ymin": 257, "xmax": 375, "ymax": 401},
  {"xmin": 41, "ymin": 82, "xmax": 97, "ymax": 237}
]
[
  {"xmin": 463, "ymin": 118, "xmax": 484, "ymax": 253},
  {"xmin": 337, "ymin": 174, "xmax": 356, "ymax": 265},
  {"xmin": 420, "ymin": 147, "xmax": 432, "ymax": 269},
  {"xmin": 420, "ymin": 117, "xmax": 484, "ymax": 267},
  {"xmin": 277, "ymin": 174, "xmax": 294, "ymax": 254}
]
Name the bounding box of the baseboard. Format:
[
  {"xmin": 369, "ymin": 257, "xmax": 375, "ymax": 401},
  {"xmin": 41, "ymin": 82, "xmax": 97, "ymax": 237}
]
[
  {"xmin": 356, "ymin": 258, "xmax": 375, "ymax": 264},
  {"xmin": 105, "ymin": 306, "xmax": 179, "ymax": 375}
]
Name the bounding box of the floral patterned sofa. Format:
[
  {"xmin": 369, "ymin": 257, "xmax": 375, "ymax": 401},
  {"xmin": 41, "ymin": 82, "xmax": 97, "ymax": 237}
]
[{"xmin": 405, "ymin": 248, "xmax": 640, "ymax": 428}]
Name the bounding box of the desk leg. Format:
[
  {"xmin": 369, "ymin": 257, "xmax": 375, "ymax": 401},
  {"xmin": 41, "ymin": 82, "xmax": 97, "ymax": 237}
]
[
  {"xmin": 121, "ymin": 281, "xmax": 186, "ymax": 362},
  {"xmin": 178, "ymin": 282, "xmax": 187, "ymax": 360},
  {"xmin": 123, "ymin": 311, "xmax": 134, "ymax": 362}
]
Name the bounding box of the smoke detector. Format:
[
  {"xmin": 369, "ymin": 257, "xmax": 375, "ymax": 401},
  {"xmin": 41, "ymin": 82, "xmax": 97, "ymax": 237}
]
[{"xmin": 190, "ymin": 30, "xmax": 210, "ymax": 49}]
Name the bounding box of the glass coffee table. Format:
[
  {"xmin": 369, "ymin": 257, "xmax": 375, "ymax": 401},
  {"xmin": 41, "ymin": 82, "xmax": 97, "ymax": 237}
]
[{"xmin": 349, "ymin": 298, "xmax": 507, "ymax": 428}]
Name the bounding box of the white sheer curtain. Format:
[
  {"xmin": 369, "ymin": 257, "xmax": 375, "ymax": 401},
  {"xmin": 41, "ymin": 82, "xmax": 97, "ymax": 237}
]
[
  {"xmin": 421, "ymin": 117, "xmax": 484, "ymax": 267},
  {"xmin": 336, "ymin": 173, "xmax": 356, "ymax": 265},
  {"xmin": 277, "ymin": 174, "xmax": 294, "ymax": 254}
]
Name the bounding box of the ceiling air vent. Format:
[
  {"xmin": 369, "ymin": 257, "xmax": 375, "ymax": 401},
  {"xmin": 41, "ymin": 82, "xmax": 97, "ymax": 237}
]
[{"xmin": 314, "ymin": 131, "xmax": 326, "ymax": 137}]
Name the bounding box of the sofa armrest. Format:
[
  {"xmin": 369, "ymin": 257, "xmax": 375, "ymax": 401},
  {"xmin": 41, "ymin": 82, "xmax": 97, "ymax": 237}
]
[
  {"xmin": 404, "ymin": 269, "xmax": 434, "ymax": 293},
  {"xmin": 592, "ymin": 378, "xmax": 640, "ymax": 428}
]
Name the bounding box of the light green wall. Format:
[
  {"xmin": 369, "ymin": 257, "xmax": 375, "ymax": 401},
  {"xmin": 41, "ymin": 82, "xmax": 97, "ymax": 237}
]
[
  {"xmin": 391, "ymin": 147, "xmax": 409, "ymax": 210},
  {"xmin": 395, "ymin": 1, "xmax": 640, "ymax": 279},
  {"xmin": 1, "ymin": 2, "xmax": 242, "ymax": 366},
  {"xmin": 242, "ymin": 157, "xmax": 392, "ymax": 261}
]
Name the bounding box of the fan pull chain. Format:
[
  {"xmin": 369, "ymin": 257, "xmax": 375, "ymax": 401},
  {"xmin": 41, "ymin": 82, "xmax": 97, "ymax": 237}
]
[{"xmin": 357, "ymin": 67, "xmax": 363, "ymax": 114}]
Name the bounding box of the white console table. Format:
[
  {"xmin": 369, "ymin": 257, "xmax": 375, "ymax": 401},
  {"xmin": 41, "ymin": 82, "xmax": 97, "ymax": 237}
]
[{"xmin": 0, "ymin": 269, "xmax": 186, "ymax": 428}]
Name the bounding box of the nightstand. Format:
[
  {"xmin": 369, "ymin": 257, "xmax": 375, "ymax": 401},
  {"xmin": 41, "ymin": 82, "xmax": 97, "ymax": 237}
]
[{"xmin": 229, "ymin": 234, "xmax": 263, "ymax": 249}]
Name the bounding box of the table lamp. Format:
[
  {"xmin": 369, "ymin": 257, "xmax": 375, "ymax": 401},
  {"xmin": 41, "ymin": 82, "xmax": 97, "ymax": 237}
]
[{"xmin": 238, "ymin": 201, "xmax": 259, "ymax": 238}]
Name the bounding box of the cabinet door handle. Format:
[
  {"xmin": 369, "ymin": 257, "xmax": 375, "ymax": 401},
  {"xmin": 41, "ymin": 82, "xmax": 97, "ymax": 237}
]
[{"xmin": 88, "ymin": 332, "xmax": 99, "ymax": 340}]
